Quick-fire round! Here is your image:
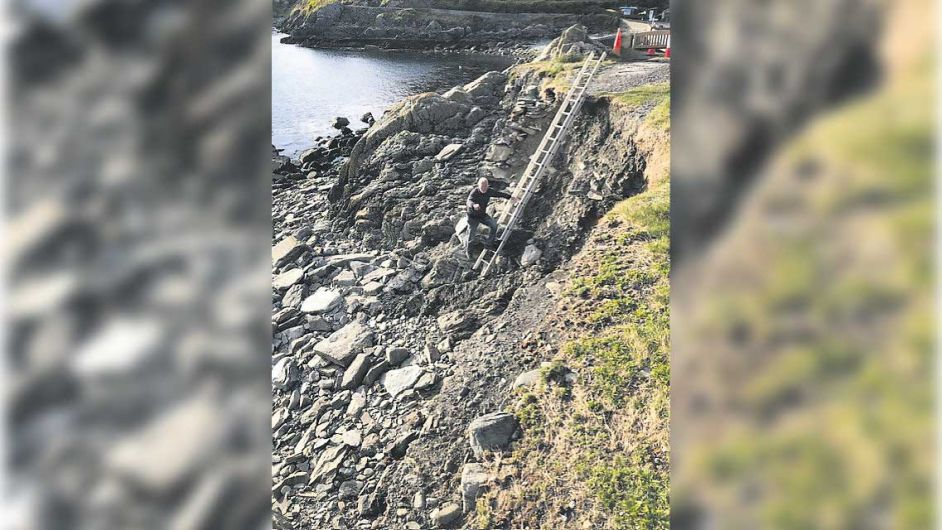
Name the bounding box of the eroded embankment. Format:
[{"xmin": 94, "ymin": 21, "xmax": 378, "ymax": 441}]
[{"xmin": 271, "ymin": 34, "xmax": 669, "ymax": 529}]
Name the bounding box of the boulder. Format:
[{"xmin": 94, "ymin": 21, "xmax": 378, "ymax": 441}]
[
  {"xmin": 463, "ymin": 71, "xmax": 507, "ymax": 102},
  {"xmin": 345, "ymin": 93, "xmax": 471, "ymax": 181},
  {"xmin": 520, "ymin": 244, "xmax": 542, "ymax": 266},
  {"xmin": 437, "ymin": 310, "xmax": 476, "ymax": 337},
  {"xmin": 430, "ymin": 502, "xmax": 462, "ymax": 527},
  {"xmin": 332, "ymin": 116, "xmax": 350, "ymax": 129},
  {"xmin": 385, "ymin": 347, "xmax": 410, "ymax": 366},
  {"xmin": 442, "ymin": 87, "xmax": 473, "ymax": 105},
  {"xmin": 300, "ymin": 287, "xmax": 344, "ymax": 314},
  {"xmin": 313, "ymin": 321, "xmax": 375, "ymax": 367},
  {"xmin": 465, "ymin": 106, "xmax": 485, "ymax": 126},
  {"xmin": 340, "ymin": 353, "xmax": 372, "ymax": 390},
  {"xmin": 272, "ymin": 236, "xmax": 305, "ymax": 268},
  {"xmin": 512, "ymin": 368, "xmax": 542, "ymax": 388},
  {"xmin": 468, "ymin": 412, "xmax": 518, "ymax": 457},
  {"xmin": 282, "ymin": 284, "xmax": 306, "ymax": 308},
  {"xmin": 272, "ymin": 357, "xmax": 299, "ymax": 390},
  {"xmin": 273, "ymin": 268, "xmax": 304, "ymax": 290},
  {"xmin": 461, "ymin": 463, "xmax": 491, "ymax": 512},
  {"xmin": 363, "ymin": 360, "xmax": 390, "ymax": 386},
  {"xmin": 485, "ymin": 144, "xmax": 513, "ymax": 163},
  {"xmin": 358, "ymin": 491, "xmax": 384, "ymax": 518},
  {"xmin": 381, "ymin": 366, "xmax": 424, "ymax": 397},
  {"xmin": 535, "ymin": 24, "xmax": 598, "ymax": 62},
  {"xmin": 434, "ymin": 143, "xmax": 464, "ymax": 162}
]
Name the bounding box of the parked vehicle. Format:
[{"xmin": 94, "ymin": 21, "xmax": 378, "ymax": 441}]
[
  {"xmin": 619, "ymin": 6, "xmax": 642, "ymax": 18},
  {"xmin": 652, "ymin": 9, "xmax": 671, "ymax": 30}
]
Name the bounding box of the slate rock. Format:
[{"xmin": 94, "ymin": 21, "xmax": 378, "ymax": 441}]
[
  {"xmin": 430, "ymin": 502, "xmax": 462, "ymax": 527},
  {"xmin": 313, "ymin": 321, "xmax": 374, "ymax": 367},
  {"xmin": 272, "ymin": 236, "xmax": 305, "ymax": 268},
  {"xmin": 301, "ymin": 287, "xmax": 343, "ymax": 314},
  {"xmin": 461, "ymin": 463, "xmax": 491, "ymax": 512},
  {"xmin": 468, "ymin": 412, "xmax": 518, "ymax": 457},
  {"xmin": 381, "ymin": 366, "xmax": 425, "ymax": 397},
  {"xmin": 340, "ymin": 353, "xmax": 371, "ymax": 390}
]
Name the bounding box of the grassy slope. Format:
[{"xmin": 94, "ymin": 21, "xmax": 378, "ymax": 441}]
[
  {"xmin": 682, "ymin": 58, "xmax": 932, "ymax": 530},
  {"xmin": 674, "ymin": 0, "xmax": 932, "ymax": 525},
  {"xmin": 478, "ymin": 87, "xmax": 670, "ymax": 529}
]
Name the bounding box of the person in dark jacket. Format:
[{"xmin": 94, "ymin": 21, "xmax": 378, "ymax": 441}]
[{"xmin": 465, "ymin": 177, "xmax": 516, "ymax": 258}]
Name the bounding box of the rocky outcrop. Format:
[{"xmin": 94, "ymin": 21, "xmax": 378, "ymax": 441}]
[
  {"xmin": 279, "ymin": 3, "xmax": 618, "ymax": 52},
  {"xmin": 534, "ymin": 24, "xmax": 605, "ymax": 62}
]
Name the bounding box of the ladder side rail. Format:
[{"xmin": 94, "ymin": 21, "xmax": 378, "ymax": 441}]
[
  {"xmin": 480, "ymin": 53, "xmax": 605, "ymax": 275},
  {"xmin": 493, "ymin": 56, "xmax": 593, "ymax": 226},
  {"xmin": 490, "ymin": 53, "xmax": 600, "ymax": 253}
]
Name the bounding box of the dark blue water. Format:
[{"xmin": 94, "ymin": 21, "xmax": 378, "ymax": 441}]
[{"xmin": 272, "ymin": 32, "xmax": 513, "ymax": 156}]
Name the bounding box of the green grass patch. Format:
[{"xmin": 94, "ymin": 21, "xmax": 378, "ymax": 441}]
[{"xmin": 300, "ymin": 0, "xmax": 338, "ymax": 13}]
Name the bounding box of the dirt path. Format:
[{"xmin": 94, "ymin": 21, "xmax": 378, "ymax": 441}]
[{"xmin": 590, "ymin": 61, "xmax": 670, "ymax": 95}]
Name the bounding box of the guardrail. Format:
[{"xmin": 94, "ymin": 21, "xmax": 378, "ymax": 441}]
[{"xmin": 630, "ymin": 30, "xmax": 671, "ymax": 50}]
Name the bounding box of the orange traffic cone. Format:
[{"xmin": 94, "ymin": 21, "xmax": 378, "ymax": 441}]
[
  {"xmin": 646, "ymin": 48, "xmax": 656, "ymax": 56},
  {"xmin": 612, "ymin": 28, "xmax": 623, "ymax": 56}
]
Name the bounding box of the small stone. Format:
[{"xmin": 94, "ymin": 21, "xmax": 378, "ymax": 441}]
[
  {"xmin": 358, "ymin": 491, "xmax": 384, "ymax": 518},
  {"xmin": 346, "ymin": 391, "xmax": 366, "ymax": 416},
  {"xmin": 363, "ymin": 360, "xmax": 390, "ymax": 386},
  {"xmin": 334, "ymin": 269, "xmax": 357, "ymax": 286},
  {"xmin": 272, "ymin": 358, "xmax": 298, "ymax": 390},
  {"xmin": 338, "ymin": 479, "xmax": 362, "ymax": 500},
  {"xmin": 363, "ymin": 281, "xmax": 384, "ymax": 295},
  {"xmin": 424, "ymin": 343, "xmax": 441, "ymax": 364},
  {"xmin": 414, "ymin": 371, "xmax": 438, "ymax": 391},
  {"xmin": 342, "ymin": 429, "xmax": 362, "ymax": 447},
  {"xmin": 413, "ymin": 491, "xmax": 426, "ymax": 510},
  {"xmin": 385, "ymin": 347, "xmax": 410, "ymax": 366},
  {"xmin": 437, "ymin": 337, "xmax": 452, "ymax": 353},
  {"xmin": 430, "ymin": 502, "xmax": 462, "ymax": 527}
]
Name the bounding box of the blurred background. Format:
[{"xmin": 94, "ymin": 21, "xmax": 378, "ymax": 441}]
[
  {"xmin": 672, "ymin": 0, "xmax": 934, "ymax": 528},
  {"xmin": 3, "ymin": 0, "xmax": 935, "ymax": 528},
  {"xmin": 5, "ymin": 0, "xmax": 272, "ymax": 528}
]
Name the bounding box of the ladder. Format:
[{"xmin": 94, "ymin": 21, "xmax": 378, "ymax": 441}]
[{"xmin": 473, "ymin": 51, "xmax": 606, "ymax": 275}]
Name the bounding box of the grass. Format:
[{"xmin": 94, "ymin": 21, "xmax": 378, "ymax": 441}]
[
  {"xmin": 607, "ymin": 83, "xmax": 670, "ymax": 107},
  {"xmin": 484, "ymin": 97, "xmax": 670, "ymax": 528},
  {"xmin": 299, "ymin": 0, "xmax": 338, "ymax": 14},
  {"xmin": 674, "ymin": 6, "xmax": 934, "ymax": 527}
]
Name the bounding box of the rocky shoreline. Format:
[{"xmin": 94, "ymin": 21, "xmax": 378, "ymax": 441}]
[{"xmin": 271, "ymin": 27, "xmax": 669, "ymax": 529}]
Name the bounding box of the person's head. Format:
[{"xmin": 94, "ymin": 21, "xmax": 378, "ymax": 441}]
[{"xmin": 477, "ymin": 177, "xmax": 489, "ymax": 193}]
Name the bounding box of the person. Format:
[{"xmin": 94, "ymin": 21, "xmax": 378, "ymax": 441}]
[{"xmin": 465, "ymin": 177, "xmax": 516, "ymax": 259}]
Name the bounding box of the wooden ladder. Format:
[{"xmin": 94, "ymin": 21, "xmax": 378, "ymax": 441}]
[{"xmin": 473, "ymin": 51, "xmax": 606, "ymax": 276}]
